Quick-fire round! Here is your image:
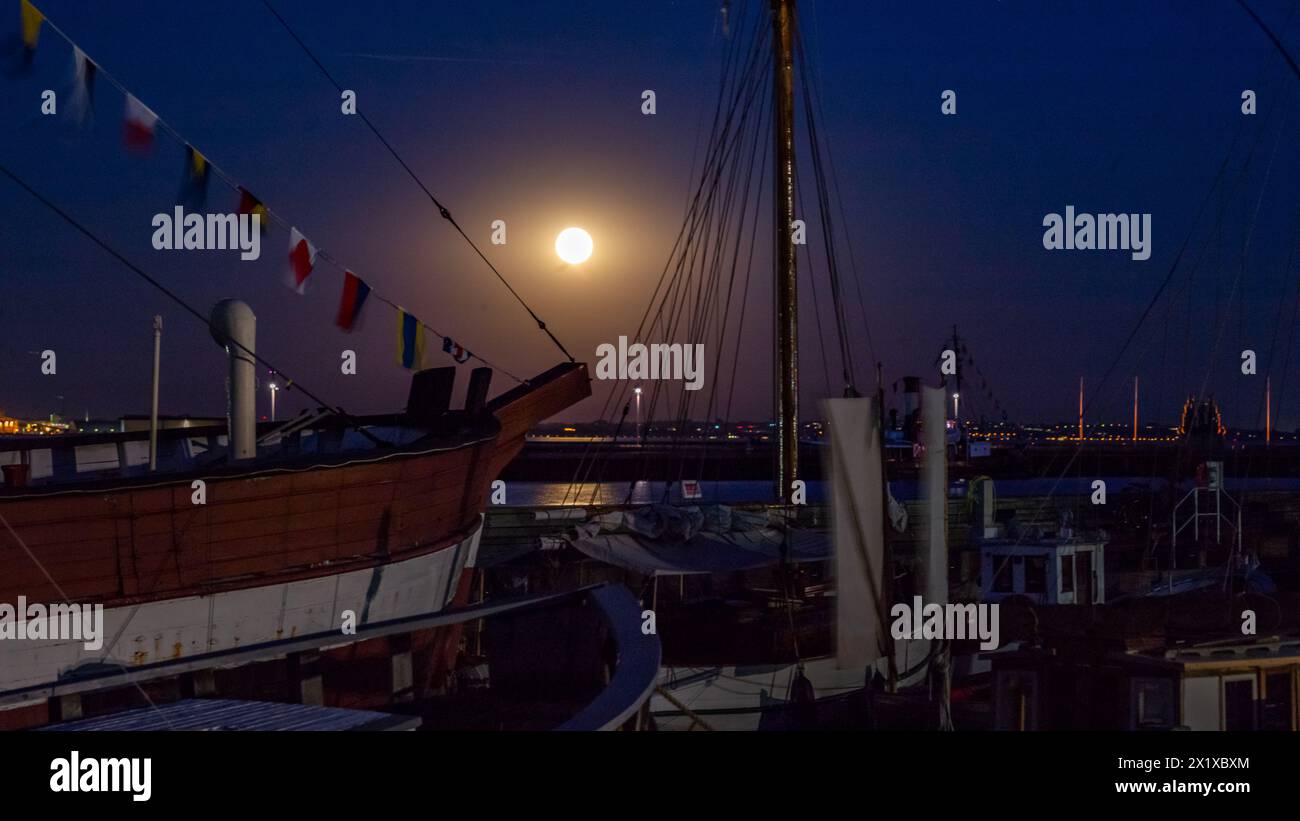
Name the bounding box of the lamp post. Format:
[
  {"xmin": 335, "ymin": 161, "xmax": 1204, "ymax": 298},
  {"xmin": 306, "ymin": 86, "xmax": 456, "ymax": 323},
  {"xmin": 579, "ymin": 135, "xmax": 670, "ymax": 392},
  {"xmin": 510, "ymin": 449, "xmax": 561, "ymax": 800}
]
[
  {"xmin": 269, "ymin": 381, "xmax": 278, "ymax": 422},
  {"xmin": 634, "ymin": 387, "xmax": 642, "ymax": 443}
]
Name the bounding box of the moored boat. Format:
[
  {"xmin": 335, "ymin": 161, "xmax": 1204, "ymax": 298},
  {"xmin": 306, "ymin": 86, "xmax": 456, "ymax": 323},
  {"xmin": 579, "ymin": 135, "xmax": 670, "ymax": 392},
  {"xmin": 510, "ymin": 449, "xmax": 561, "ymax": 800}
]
[{"xmin": 0, "ymin": 357, "xmax": 590, "ymax": 727}]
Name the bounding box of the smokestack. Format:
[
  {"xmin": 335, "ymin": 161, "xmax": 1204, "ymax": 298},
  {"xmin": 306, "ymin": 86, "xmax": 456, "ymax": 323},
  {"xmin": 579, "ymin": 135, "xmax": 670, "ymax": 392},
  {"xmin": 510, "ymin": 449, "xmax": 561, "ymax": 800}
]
[{"xmin": 209, "ymin": 299, "xmax": 257, "ymax": 461}]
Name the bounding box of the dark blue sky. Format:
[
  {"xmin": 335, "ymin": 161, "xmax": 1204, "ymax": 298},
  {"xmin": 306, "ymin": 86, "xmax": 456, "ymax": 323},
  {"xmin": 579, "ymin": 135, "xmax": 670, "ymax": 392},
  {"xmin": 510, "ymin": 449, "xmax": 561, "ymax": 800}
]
[{"xmin": 2, "ymin": 1, "xmax": 1299, "ymax": 429}]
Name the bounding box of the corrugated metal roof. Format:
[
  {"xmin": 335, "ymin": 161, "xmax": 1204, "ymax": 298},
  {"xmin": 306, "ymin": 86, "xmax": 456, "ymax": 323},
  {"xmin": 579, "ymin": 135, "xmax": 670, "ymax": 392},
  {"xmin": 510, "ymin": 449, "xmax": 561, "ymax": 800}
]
[{"xmin": 37, "ymin": 699, "xmax": 420, "ymax": 732}]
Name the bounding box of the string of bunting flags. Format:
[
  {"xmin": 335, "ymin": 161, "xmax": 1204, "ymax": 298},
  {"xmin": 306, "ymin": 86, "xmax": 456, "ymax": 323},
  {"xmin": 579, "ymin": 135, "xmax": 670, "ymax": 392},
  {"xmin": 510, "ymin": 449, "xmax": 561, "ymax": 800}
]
[{"xmin": 11, "ymin": 0, "xmax": 518, "ymax": 383}]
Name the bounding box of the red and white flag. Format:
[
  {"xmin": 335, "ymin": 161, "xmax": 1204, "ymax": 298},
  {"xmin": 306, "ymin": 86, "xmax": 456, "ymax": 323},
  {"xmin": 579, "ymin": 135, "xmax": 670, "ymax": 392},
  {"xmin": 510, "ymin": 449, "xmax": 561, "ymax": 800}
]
[
  {"xmin": 286, "ymin": 228, "xmax": 317, "ymax": 294},
  {"xmin": 122, "ymin": 94, "xmax": 158, "ymax": 150}
]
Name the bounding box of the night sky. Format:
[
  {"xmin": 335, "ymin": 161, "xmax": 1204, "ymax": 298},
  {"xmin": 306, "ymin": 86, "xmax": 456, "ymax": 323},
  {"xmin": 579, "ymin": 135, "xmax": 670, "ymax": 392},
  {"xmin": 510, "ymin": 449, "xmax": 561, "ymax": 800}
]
[{"xmin": 2, "ymin": 1, "xmax": 1299, "ymax": 430}]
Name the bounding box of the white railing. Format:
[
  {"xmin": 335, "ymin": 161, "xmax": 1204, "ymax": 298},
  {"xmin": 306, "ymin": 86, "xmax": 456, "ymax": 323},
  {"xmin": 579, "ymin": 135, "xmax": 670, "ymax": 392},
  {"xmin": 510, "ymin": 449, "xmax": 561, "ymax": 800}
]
[{"xmin": 1169, "ymin": 484, "xmax": 1243, "ymax": 591}]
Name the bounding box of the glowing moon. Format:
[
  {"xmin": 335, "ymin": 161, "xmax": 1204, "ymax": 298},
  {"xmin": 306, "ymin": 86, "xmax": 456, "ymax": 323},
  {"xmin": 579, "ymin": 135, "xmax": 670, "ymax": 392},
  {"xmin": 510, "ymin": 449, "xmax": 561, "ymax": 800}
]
[{"xmin": 555, "ymin": 227, "xmax": 593, "ymax": 264}]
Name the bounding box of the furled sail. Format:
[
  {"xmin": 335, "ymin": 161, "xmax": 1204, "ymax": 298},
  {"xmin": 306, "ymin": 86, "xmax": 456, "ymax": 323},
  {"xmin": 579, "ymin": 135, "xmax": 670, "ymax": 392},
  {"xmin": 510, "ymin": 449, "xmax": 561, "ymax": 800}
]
[
  {"xmin": 824, "ymin": 397, "xmax": 887, "ymax": 669},
  {"xmin": 566, "ymin": 505, "xmax": 829, "ymax": 576},
  {"xmin": 921, "ymin": 386, "xmax": 948, "ymax": 606}
]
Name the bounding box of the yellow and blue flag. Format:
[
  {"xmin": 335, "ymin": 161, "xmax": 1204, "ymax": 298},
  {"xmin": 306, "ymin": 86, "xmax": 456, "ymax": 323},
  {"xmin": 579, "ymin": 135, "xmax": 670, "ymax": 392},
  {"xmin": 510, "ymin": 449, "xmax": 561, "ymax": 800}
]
[
  {"xmin": 397, "ymin": 309, "xmax": 425, "ymax": 370},
  {"xmin": 178, "ymin": 146, "xmax": 209, "ymax": 209}
]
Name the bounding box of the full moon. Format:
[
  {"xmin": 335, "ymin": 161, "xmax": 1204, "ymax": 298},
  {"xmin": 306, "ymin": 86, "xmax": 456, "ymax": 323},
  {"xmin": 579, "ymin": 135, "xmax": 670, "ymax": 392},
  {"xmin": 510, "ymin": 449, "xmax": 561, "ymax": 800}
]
[{"xmin": 555, "ymin": 227, "xmax": 593, "ymax": 265}]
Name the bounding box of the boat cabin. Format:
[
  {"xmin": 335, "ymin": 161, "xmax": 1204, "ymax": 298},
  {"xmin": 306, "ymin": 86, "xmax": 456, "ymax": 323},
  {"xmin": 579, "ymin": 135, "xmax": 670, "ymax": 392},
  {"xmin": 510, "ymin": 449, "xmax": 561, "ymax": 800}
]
[
  {"xmin": 990, "ymin": 637, "xmax": 1300, "ymax": 731},
  {"xmin": 980, "ymin": 538, "xmax": 1106, "ymax": 605}
]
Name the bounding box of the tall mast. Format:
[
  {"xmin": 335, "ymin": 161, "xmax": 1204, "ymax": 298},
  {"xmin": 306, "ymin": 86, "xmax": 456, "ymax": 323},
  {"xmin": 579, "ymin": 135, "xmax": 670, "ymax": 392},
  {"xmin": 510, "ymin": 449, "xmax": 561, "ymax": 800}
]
[
  {"xmin": 1132, "ymin": 376, "xmax": 1139, "ymax": 442},
  {"xmin": 1077, "ymin": 377, "xmax": 1084, "ymax": 442},
  {"xmin": 772, "ymin": 0, "xmax": 798, "ymax": 502}
]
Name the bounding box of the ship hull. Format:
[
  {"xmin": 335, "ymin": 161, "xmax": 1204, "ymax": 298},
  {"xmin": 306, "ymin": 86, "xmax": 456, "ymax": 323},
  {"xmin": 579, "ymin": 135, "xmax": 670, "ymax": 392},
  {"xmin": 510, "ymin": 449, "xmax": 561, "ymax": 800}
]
[
  {"xmin": 0, "ymin": 516, "xmax": 482, "ymax": 698},
  {"xmin": 0, "ymin": 362, "xmax": 592, "ymax": 726}
]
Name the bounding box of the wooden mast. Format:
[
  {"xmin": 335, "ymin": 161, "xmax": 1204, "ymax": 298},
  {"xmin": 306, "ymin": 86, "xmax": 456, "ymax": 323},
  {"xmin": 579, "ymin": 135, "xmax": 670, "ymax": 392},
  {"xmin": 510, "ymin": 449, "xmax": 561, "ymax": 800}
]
[{"xmin": 772, "ymin": 0, "xmax": 798, "ymax": 502}]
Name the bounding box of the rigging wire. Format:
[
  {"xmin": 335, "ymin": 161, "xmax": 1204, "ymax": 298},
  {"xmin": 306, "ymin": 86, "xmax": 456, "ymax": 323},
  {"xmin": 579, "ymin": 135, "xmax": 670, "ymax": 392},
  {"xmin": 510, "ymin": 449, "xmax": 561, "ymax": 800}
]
[
  {"xmin": 796, "ymin": 28, "xmax": 858, "ymax": 394},
  {"xmin": 260, "ymin": 0, "xmax": 575, "ymax": 364},
  {"xmin": 1001, "ymin": 56, "xmax": 1291, "ymax": 550},
  {"xmin": 28, "ymin": 10, "xmax": 526, "ymax": 385},
  {"xmin": 1237, "ymin": 0, "xmax": 1300, "ymax": 82},
  {"xmin": 641, "ymin": 21, "xmax": 773, "ymax": 500},
  {"xmin": 794, "ymin": 23, "xmax": 877, "ymax": 372},
  {"xmin": 558, "ymin": 8, "xmax": 773, "ymax": 508},
  {"xmin": 0, "ymin": 162, "xmax": 386, "ymax": 447},
  {"xmin": 1194, "ymin": 93, "xmax": 1293, "ymax": 406}
]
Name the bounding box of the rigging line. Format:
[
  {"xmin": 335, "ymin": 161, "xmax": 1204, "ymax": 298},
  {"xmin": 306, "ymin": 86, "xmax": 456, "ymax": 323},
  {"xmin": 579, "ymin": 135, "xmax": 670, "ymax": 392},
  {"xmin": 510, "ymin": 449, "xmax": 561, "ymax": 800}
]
[
  {"xmin": 1003, "ymin": 107, "xmax": 1258, "ymax": 548},
  {"xmin": 584, "ymin": 19, "xmax": 766, "ymax": 435},
  {"xmin": 648, "ymin": 139, "xmax": 732, "ymax": 460},
  {"xmin": 658, "ymin": 45, "xmax": 770, "ymax": 353},
  {"xmin": 643, "ymin": 62, "xmax": 766, "ymax": 389},
  {"xmin": 1227, "ymin": 0, "xmax": 1300, "ymax": 433},
  {"xmin": 682, "ymin": 72, "xmax": 767, "ymax": 396},
  {"xmin": 629, "ymin": 21, "xmax": 771, "ymax": 370},
  {"xmin": 32, "ymin": 11, "xmax": 522, "ymax": 385},
  {"xmin": 1195, "ymin": 92, "xmax": 1293, "ymax": 404},
  {"xmin": 797, "ymin": 163, "xmax": 835, "ymax": 399},
  {"xmin": 1236, "ymin": 0, "xmax": 1300, "ymax": 83},
  {"xmin": 713, "ymin": 202, "xmax": 764, "ymax": 483},
  {"xmin": 675, "ymin": 76, "xmax": 770, "ymax": 486},
  {"xmin": 965, "ymin": 354, "xmax": 1010, "ymax": 421},
  {"xmin": 1081, "ymin": 111, "xmax": 1258, "ymax": 424},
  {"xmin": 0, "ymin": 161, "xmax": 387, "ymax": 448},
  {"xmin": 622, "ymin": 38, "xmax": 772, "ymax": 489},
  {"xmin": 491, "ymin": 115, "xmax": 750, "ymax": 503},
  {"xmin": 661, "ymin": 168, "xmax": 758, "ymax": 481},
  {"xmin": 796, "ymin": 35, "xmax": 856, "ymax": 390},
  {"xmin": 695, "ymin": 81, "xmax": 772, "ymax": 481},
  {"xmin": 563, "ymin": 12, "xmax": 771, "ymax": 501},
  {"xmin": 259, "ymin": 0, "xmax": 574, "ymax": 363},
  {"xmin": 794, "ymin": 24, "xmax": 876, "ymax": 367},
  {"xmin": 710, "ymin": 101, "xmax": 771, "ymax": 486},
  {"xmin": 789, "ymin": 129, "xmax": 829, "ymax": 389},
  {"xmin": 684, "ymin": 0, "xmax": 751, "ymax": 214}
]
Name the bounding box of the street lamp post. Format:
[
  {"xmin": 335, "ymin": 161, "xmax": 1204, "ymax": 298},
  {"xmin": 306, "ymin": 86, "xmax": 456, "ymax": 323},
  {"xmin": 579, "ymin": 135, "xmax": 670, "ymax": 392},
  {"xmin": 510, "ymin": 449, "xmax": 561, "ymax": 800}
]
[
  {"xmin": 634, "ymin": 387, "xmax": 642, "ymax": 443},
  {"xmin": 269, "ymin": 382, "xmax": 278, "ymax": 422}
]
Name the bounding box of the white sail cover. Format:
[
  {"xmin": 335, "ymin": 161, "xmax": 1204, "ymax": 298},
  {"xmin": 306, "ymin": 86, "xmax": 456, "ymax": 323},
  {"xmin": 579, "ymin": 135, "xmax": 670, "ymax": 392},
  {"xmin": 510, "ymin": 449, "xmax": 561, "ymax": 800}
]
[
  {"xmin": 922, "ymin": 386, "xmax": 949, "ymax": 605},
  {"xmin": 823, "ymin": 397, "xmax": 886, "ymax": 669},
  {"xmin": 567, "ymin": 524, "xmax": 829, "ymax": 576}
]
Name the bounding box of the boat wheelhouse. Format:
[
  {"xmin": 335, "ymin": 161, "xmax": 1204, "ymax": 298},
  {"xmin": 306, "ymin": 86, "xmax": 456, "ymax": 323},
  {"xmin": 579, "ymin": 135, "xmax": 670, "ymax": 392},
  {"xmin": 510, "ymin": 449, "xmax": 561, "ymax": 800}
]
[{"xmin": 981, "ymin": 537, "xmax": 1106, "ymax": 606}]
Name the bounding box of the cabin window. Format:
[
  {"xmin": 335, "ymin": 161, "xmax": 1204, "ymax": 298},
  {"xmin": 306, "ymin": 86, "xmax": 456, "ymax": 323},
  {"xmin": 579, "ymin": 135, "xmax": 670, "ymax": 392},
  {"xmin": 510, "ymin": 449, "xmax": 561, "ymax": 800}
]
[
  {"xmin": 1223, "ymin": 676, "xmax": 1257, "ymax": 731},
  {"xmin": 1025, "ymin": 556, "xmax": 1047, "ymax": 594},
  {"xmin": 1262, "ymin": 671, "xmax": 1295, "ymax": 731},
  {"xmin": 992, "ymin": 556, "xmax": 1014, "ymax": 593},
  {"xmin": 1059, "ymin": 555, "xmax": 1075, "ymax": 593},
  {"xmin": 1133, "ymin": 678, "xmax": 1174, "ymax": 729}
]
